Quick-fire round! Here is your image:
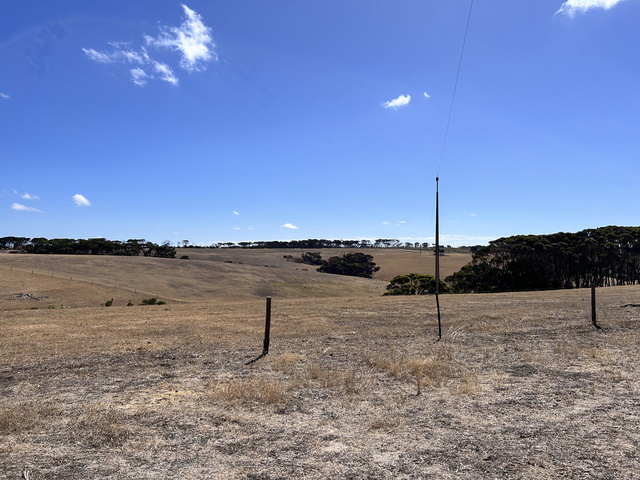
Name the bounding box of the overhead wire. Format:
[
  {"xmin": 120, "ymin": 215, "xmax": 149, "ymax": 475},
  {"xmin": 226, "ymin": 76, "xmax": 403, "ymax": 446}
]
[
  {"xmin": 427, "ymin": 0, "xmax": 474, "ymax": 246},
  {"xmin": 436, "ymin": 0, "xmax": 474, "ymax": 178}
]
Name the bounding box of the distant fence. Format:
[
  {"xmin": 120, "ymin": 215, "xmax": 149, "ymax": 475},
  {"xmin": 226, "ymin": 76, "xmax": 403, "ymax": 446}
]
[{"xmin": 4, "ymin": 266, "xmax": 182, "ymax": 304}]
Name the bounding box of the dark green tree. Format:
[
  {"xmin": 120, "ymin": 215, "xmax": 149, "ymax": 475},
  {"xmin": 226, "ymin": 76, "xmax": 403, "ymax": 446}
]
[
  {"xmin": 384, "ymin": 273, "xmax": 450, "ymax": 295},
  {"xmin": 317, "ymin": 252, "xmax": 380, "ymax": 278}
]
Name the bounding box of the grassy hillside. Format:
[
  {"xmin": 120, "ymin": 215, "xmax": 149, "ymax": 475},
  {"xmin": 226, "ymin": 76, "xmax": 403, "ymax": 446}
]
[{"xmin": 0, "ymin": 249, "xmax": 471, "ymax": 309}]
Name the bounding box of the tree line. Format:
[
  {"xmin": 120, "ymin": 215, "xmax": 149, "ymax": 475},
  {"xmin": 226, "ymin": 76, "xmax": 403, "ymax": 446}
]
[
  {"xmin": 193, "ymin": 239, "xmax": 433, "ymax": 249},
  {"xmin": 446, "ymin": 226, "xmax": 640, "ymax": 292},
  {"xmin": 0, "ymin": 237, "xmax": 176, "ymax": 258}
]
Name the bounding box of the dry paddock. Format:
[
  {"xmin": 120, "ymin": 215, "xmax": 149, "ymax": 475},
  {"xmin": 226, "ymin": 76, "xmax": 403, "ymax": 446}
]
[{"xmin": 1, "ymin": 286, "xmax": 640, "ymax": 479}]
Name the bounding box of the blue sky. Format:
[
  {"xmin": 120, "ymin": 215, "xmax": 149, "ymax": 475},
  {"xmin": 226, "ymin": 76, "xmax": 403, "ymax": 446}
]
[{"xmin": 1, "ymin": 0, "xmax": 638, "ymax": 246}]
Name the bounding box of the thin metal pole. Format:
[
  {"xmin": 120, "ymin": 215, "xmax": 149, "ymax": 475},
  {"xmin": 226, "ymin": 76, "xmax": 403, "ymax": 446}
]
[{"xmin": 435, "ymin": 177, "xmax": 442, "ymax": 341}]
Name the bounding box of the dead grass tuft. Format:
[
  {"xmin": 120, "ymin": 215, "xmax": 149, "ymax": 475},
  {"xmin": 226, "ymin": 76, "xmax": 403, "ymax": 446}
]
[
  {"xmin": 267, "ymin": 352, "xmax": 305, "ymax": 374},
  {"xmin": 208, "ymin": 377, "xmax": 286, "ymax": 405},
  {"xmin": 0, "ymin": 400, "xmax": 64, "ymax": 436},
  {"xmin": 77, "ymin": 402, "xmax": 131, "ymax": 448}
]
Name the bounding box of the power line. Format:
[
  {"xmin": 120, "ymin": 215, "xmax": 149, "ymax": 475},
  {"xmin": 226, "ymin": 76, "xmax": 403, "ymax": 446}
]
[{"xmin": 436, "ymin": 0, "xmax": 474, "ymax": 177}]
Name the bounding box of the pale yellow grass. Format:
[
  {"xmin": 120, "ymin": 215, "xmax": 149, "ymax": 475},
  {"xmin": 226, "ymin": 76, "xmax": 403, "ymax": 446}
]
[
  {"xmin": 0, "ymin": 248, "xmax": 470, "ymax": 309},
  {"xmin": 1, "ymin": 261, "xmax": 639, "ymax": 478}
]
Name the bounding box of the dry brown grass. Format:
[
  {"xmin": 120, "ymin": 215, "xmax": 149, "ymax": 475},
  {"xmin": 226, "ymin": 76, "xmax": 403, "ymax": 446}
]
[
  {"xmin": 1, "ymin": 255, "xmax": 639, "ymax": 479},
  {"xmin": 0, "ymin": 249, "xmax": 470, "ymax": 308}
]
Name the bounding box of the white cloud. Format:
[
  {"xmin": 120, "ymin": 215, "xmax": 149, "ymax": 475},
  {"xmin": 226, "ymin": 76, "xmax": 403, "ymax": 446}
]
[
  {"xmin": 556, "ymin": 0, "xmax": 627, "ymax": 16},
  {"xmin": 11, "ymin": 203, "xmax": 44, "ymax": 213},
  {"xmin": 233, "ymin": 227, "xmax": 241, "ymax": 230},
  {"xmin": 233, "ymin": 211, "xmax": 240, "ymax": 215},
  {"xmin": 424, "ymin": 92, "xmax": 431, "ymax": 99},
  {"xmin": 83, "ymin": 5, "xmax": 215, "ymax": 87},
  {"xmin": 145, "ymin": 4, "xmax": 216, "ymax": 72},
  {"xmin": 131, "ymin": 67, "xmax": 151, "ymax": 86},
  {"xmin": 1, "ymin": 92, "xmax": 9, "ymax": 99},
  {"xmin": 382, "ymin": 94, "xmax": 411, "ymax": 109},
  {"xmin": 21, "ymin": 193, "xmax": 40, "ymax": 200},
  {"xmin": 153, "ymin": 62, "xmax": 179, "ymax": 85},
  {"xmin": 122, "ymin": 50, "xmax": 146, "ymax": 64},
  {"xmin": 82, "ymin": 48, "xmax": 115, "ymax": 63},
  {"xmin": 72, "ymin": 194, "xmax": 92, "ymax": 207},
  {"xmin": 281, "ymin": 223, "xmax": 298, "ymax": 229},
  {"xmin": 382, "ymin": 221, "xmax": 392, "ymax": 225}
]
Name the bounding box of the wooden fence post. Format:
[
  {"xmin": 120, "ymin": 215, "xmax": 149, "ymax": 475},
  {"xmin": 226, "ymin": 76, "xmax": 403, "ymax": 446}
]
[
  {"xmin": 263, "ymin": 296, "xmax": 272, "ymax": 355},
  {"xmin": 246, "ymin": 296, "xmax": 272, "ymax": 365},
  {"xmin": 591, "ymin": 286, "xmax": 601, "ymax": 329}
]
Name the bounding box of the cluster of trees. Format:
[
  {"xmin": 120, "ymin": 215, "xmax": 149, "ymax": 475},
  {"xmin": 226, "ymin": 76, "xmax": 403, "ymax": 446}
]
[
  {"xmin": 0, "ymin": 237, "xmax": 176, "ymax": 258},
  {"xmin": 384, "ymin": 273, "xmax": 450, "ymax": 295},
  {"xmin": 206, "ymin": 239, "xmax": 432, "ymax": 249},
  {"xmin": 283, "ymin": 252, "xmax": 324, "ymax": 265},
  {"xmin": 317, "ymin": 252, "xmax": 380, "ymax": 278},
  {"xmin": 446, "ymin": 226, "xmax": 640, "ymax": 292}
]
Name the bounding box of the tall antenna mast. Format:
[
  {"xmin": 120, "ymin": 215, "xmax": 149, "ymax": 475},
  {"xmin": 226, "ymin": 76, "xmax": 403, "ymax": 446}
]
[{"xmin": 435, "ymin": 177, "xmax": 442, "ymax": 341}]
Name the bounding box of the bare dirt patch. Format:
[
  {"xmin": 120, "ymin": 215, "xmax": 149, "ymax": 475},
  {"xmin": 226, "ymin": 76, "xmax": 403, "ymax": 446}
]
[{"xmin": 2, "ymin": 286, "xmax": 639, "ymax": 479}]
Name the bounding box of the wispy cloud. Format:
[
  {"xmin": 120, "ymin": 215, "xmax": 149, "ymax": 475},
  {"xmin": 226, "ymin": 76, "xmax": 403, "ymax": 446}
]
[
  {"xmin": 21, "ymin": 192, "xmax": 40, "ymax": 200},
  {"xmin": 131, "ymin": 67, "xmax": 151, "ymax": 86},
  {"xmin": 382, "ymin": 220, "xmax": 407, "ymax": 226},
  {"xmin": 11, "ymin": 203, "xmax": 44, "ymax": 213},
  {"xmin": 83, "ymin": 5, "xmax": 215, "ymax": 87},
  {"xmin": 0, "ymin": 92, "xmax": 10, "ymax": 99},
  {"xmin": 233, "ymin": 211, "xmax": 240, "ymax": 215},
  {"xmin": 153, "ymin": 62, "xmax": 179, "ymax": 85},
  {"xmin": 145, "ymin": 4, "xmax": 216, "ymax": 72},
  {"xmin": 424, "ymin": 92, "xmax": 430, "ymax": 99},
  {"xmin": 72, "ymin": 194, "xmax": 91, "ymax": 207},
  {"xmin": 281, "ymin": 223, "xmax": 298, "ymax": 229},
  {"xmin": 81, "ymin": 48, "xmax": 115, "ymax": 63},
  {"xmin": 382, "ymin": 94, "xmax": 411, "ymax": 109},
  {"xmin": 556, "ymin": 0, "xmax": 627, "ymax": 17}
]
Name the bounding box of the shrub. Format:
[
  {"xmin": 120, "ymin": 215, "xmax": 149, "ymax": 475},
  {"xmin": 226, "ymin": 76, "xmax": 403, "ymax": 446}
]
[
  {"xmin": 317, "ymin": 252, "xmax": 379, "ymax": 278},
  {"xmin": 384, "ymin": 273, "xmax": 450, "ymax": 295}
]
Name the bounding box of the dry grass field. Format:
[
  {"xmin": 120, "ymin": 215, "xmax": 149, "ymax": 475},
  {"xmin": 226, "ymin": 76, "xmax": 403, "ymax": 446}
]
[
  {"xmin": 1, "ymin": 251, "xmax": 639, "ymax": 479},
  {"xmin": 0, "ymin": 249, "xmax": 470, "ymax": 308}
]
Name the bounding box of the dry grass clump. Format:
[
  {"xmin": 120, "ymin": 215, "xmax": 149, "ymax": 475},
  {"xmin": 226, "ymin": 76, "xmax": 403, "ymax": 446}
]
[
  {"xmin": 208, "ymin": 376, "xmax": 287, "ymax": 405},
  {"xmin": 267, "ymin": 352, "xmax": 306, "ymax": 375},
  {"xmin": 77, "ymin": 402, "xmax": 131, "ymax": 448},
  {"xmin": 363, "ymin": 343, "xmax": 479, "ymax": 395},
  {"xmin": 0, "ymin": 400, "xmax": 65, "ymax": 436},
  {"xmin": 299, "ymin": 362, "xmax": 361, "ymax": 394}
]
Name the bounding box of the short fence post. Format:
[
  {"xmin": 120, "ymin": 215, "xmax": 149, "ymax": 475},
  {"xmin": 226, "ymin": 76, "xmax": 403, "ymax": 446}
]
[
  {"xmin": 263, "ymin": 296, "xmax": 272, "ymax": 355},
  {"xmin": 245, "ymin": 296, "xmax": 272, "ymax": 365},
  {"xmin": 591, "ymin": 286, "xmax": 601, "ymax": 329}
]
